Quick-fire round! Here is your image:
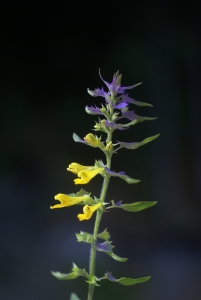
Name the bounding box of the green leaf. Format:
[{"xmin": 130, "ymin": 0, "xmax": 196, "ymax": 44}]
[
  {"xmin": 123, "ymin": 115, "xmax": 157, "ymax": 127},
  {"xmin": 73, "ymin": 132, "xmax": 85, "ymax": 143},
  {"xmin": 105, "ymin": 272, "xmax": 151, "ymax": 285},
  {"xmin": 96, "ymin": 241, "xmax": 128, "ymax": 262},
  {"xmin": 111, "ymin": 200, "xmax": 157, "ymax": 212},
  {"xmin": 106, "ymin": 252, "xmax": 128, "ymax": 262},
  {"xmin": 117, "ymin": 134, "xmax": 160, "ymax": 150},
  {"xmin": 115, "ymin": 276, "xmax": 151, "ymax": 285},
  {"xmin": 130, "ymin": 99, "xmax": 153, "ymax": 107},
  {"xmin": 97, "ymin": 228, "xmax": 110, "ymax": 240},
  {"xmin": 51, "ymin": 263, "xmax": 89, "ymax": 281},
  {"xmin": 52, "ymin": 264, "xmax": 101, "ymax": 287},
  {"xmin": 124, "ymin": 177, "xmax": 141, "ymax": 184},
  {"xmin": 76, "ymin": 231, "xmax": 94, "ymax": 243},
  {"xmin": 117, "ymin": 276, "xmax": 151, "ymax": 285},
  {"xmin": 51, "ymin": 270, "xmax": 78, "ymax": 280},
  {"xmin": 118, "ymin": 172, "xmax": 140, "ymax": 184},
  {"xmin": 70, "ymin": 293, "xmax": 81, "ymax": 300},
  {"xmin": 106, "ymin": 169, "xmax": 140, "ymax": 184}
]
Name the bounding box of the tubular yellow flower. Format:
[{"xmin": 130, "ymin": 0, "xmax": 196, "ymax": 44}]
[
  {"xmin": 84, "ymin": 133, "xmax": 103, "ymax": 148},
  {"xmin": 67, "ymin": 163, "xmax": 91, "ymax": 174},
  {"xmin": 67, "ymin": 163, "xmax": 104, "ymax": 184},
  {"xmin": 74, "ymin": 167, "xmax": 104, "ymax": 184},
  {"xmin": 50, "ymin": 194, "xmax": 91, "ymax": 209},
  {"xmin": 77, "ymin": 202, "xmax": 102, "ymax": 221}
]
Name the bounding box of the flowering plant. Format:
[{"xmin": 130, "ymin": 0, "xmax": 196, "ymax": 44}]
[{"xmin": 50, "ymin": 70, "xmax": 159, "ymax": 300}]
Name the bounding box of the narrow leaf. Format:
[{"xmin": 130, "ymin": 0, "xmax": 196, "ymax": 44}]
[
  {"xmin": 51, "ymin": 263, "xmax": 89, "ymax": 281},
  {"xmin": 111, "ymin": 200, "xmax": 157, "ymax": 212},
  {"xmin": 118, "ymin": 172, "xmax": 140, "ymax": 184},
  {"xmin": 129, "ymin": 99, "xmax": 153, "ymax": 107},
  {"xmin": 51, "ymin": 271, "xmax": 78, "ymax": 280},
  {"xmin": 105, "ymin": 272, "xmax": 151, "ymax": 285},
  {"xmin": 96, "ymin": 241, "xmax": 127, "ymax": 262},
  {"xmin": 106, "ymin": 252, "xmax": 128, "ymax": 262},
  {"xmin": 117, "ymin": 276, "xmax": 151, "ymax": 285},
  {"xmin": 121, "ymin": 94, "xmax": 153, "ymax": 107},
  {"xmin": 117, "ymin": 134, "xmax": 160, "ymax": 150},
  {"xmin": 123, "ymin": 115, "xmax": 157, "ymax": 127},
  {"xmin": 106, "ymin": 168, "xmax": 140, "ymax": 184},
  {"xmin": 121, "ymin": 201, "xmax": 157, "ymax": 212}
]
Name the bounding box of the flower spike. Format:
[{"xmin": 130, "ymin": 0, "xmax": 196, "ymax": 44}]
[{"xmin": 50, "ymin": 70, "xmax": 159, "ymax": 298}]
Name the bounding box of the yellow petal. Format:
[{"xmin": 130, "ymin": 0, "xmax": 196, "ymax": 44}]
[
  {"xmin": 77, "ymin": 203, "xmax": 102, "ymax": 221},
  {"xmin": 74, "ymin": 167, "xmax": 104, "ymax": 184},
  {"xmin": 67, "ymin": 163, "xmax": 93, "ymax": 174},
  {"xmin": 50, "ymin": 193, "xmax": 90, "ymax": 209},
  {"xmin": 84, "ymin": 133, "xmax": 101, "ymax": 147}
]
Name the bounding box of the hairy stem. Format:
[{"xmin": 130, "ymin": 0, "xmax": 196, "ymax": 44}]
[{"xmin": 87, "ymin": 152, "xmax": 111, "ymax": 300}]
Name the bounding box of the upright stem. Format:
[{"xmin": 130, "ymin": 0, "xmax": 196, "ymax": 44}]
[{"xmin": 87, "ymin": 153, "xmax": 111, "ymax": 300}]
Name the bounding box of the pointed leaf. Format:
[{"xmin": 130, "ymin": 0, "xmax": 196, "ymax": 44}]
[
  {"xmin": 96, "ymin": 241, "xmax": 128, "ymax": 262},
  {"xmin": 106, "ymin": 168, "xmax": 140, "ymax": 184},
  {"xmin": 121, "ymin": 94, "xmax": 153, "ymax": 107},
  {"xmin": 51, "ymin": 271, "xmax": 78, "ymax": 280},
  {"xmin": 123, "ymin": 115, "xmax": 157, "ymax": 127},
  {"xmin": 97, "ymin": 228, "xmax": 110, "ymax": 240},
  {"xmin": 105, "ymin": 272, "xmax": 151, "ymax": 285},
  {"xmin": 111, "ymin": 200, "xmax": 157, "ymax": 212},
  {"xmin": 131, "ymin": 100, "xmax": 152, "ymax": 107},
  {"xmin": 117, "ymin": 172, "xmax": 141, "ymax": 184},
  {"xmin": 120, "ymin": 201, "xmax": 157, "ymax": 212},
  {"xmin": 70, "ymin": 293, "xmax": 81, "ymax": 300},
  {"xmin": 51, "ymin": 263, "xmax": 89, "ymax": 281},
  {"xmin": 106, "ymin": 252, "xmax": 128, "ymax": 262},
  {"xmin": 117, "ymin": 134, "xmax": 160, "ymax": 150}
]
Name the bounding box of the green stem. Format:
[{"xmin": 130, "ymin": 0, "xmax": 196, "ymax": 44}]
[{"xmin": 87, "ymin": 154, "xmax": 111, "ymax": 300}]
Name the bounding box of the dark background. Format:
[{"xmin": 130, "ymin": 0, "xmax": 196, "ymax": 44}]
[{"xmin": 1, "ymin": 0, "xmax": 201, "ymax": 299}]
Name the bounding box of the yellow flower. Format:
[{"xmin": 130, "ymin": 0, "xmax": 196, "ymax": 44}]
[
  {"xmin": 50, "ymin": 193, "xmax": 91, "ymax": 209},
  {"xmin": 67, "ymin": 163, "xmax": 90, "ymax": 174},
  {"xmin": 77, "ymin": 202, "xmax": 102, "ymax": 221},
  {"xmin": 84, "ymin": 133, "xmax": 103, "ymax": 148},
  {"xmin": 67, "ymin": 163, "xmax": 104, "ymax": 184}
]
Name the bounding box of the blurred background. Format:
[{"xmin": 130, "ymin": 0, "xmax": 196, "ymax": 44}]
[{"xmin": 1, "ymin": 0, "xmax": 201, "ymax": 299}]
